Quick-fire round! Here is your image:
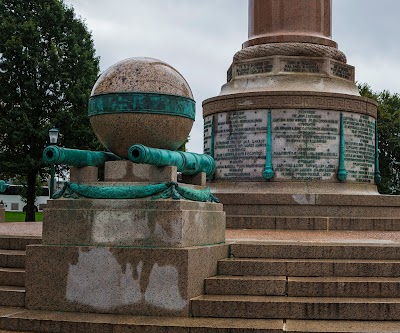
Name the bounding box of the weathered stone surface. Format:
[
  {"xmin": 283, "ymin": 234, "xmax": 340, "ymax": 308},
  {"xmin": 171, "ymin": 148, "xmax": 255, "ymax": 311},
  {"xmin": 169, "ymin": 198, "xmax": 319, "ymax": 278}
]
[
  {"xmin": 70, "ymin": 166, "xmax": 99, "ymax": 183},
  {"xmin": 42, "ymin": 199, "xmax": 225, "ymax": 248},
  {"xmin": 91, "ymin": 58, "xmax": 193, "ymax": 98},
  {"xmin": 104, "ymin": 162, "xmax": 177, "ymax": 183},
  {"xmin": 25, "ymin": 244, "xmax": 228, "ymax": 317}
]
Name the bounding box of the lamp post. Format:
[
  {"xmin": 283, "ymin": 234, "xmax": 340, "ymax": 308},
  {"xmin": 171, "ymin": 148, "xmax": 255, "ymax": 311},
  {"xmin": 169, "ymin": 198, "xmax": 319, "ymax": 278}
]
[{"xmin": 48, "ymin": 128, "xmax": 59, "ymax": 198}]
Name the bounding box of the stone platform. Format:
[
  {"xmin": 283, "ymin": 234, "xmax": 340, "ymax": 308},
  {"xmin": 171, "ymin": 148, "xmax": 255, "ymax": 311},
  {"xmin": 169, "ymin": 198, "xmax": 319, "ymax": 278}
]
[
  {"xmin": 216, "ymin": 191, "xmax": 400, "ymax": 230},
  {"xmin": 3, "ymin": 225, "xmax": 400, "ymax": 332}
]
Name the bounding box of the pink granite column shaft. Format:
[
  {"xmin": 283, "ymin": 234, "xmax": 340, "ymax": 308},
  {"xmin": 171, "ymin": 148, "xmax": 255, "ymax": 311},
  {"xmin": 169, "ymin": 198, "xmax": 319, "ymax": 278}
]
[{"xmin": 245, "ymin": 0, "xmax": 336, "ymax": 48}]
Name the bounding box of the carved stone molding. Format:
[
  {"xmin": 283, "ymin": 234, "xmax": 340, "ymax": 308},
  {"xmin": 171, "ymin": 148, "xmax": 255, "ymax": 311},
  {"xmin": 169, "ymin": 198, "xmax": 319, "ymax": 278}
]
[
  {"xmin": 203, "ymin": 92, "xmax": 378, "ymax": 118},
  {"xmin": 235, "ymin": 43, "xmax": 347, "ymax": 63}
]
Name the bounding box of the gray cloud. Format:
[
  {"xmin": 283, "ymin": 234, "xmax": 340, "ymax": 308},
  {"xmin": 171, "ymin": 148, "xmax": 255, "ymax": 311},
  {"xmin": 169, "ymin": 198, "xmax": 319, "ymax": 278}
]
[{"xmin": 64, "ymin": 0, "xmax": 399, "ymax": 153}]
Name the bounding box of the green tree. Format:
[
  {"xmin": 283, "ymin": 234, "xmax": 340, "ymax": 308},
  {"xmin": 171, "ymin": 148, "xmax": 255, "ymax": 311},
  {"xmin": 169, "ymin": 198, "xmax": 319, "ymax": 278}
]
[
  {"xmin": 359, "ymin": 83, "xmax": 400, "ymax": 194},
  {"xmin": 0, "ymin": 0, "xmax": 100, "ymax": 221}
]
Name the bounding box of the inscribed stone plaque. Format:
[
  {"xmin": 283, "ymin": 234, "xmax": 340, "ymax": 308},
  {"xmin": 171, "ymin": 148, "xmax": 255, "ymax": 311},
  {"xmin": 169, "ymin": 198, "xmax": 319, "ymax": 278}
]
[
  {"xmin": 344, "ymin": 113, "xmax": 375, "ymax": 183},
  {"xmin": 272, "ymin": 110, "xmax": 340, "ymax": 180},
  {"xmin": 208, "ymin": 110, "xmax": 268, "ymax": 180},
  {"xmin": 203, "ymin": 115, "xmax": 213, "ymax": 155},
  {"xmin": 282, "ymin": 59, "xmax": 322, "ymax": 73},
  {"xmin": 205, "ymin": 108, "xmax": 377, "ymax": 184},
  {"xmin": 330, "ymin": 60, "xmax": 355, "ymax": 81},
  {"xmin": 235, "ymin": 60, "xmax": 273, "ymax": 77}
]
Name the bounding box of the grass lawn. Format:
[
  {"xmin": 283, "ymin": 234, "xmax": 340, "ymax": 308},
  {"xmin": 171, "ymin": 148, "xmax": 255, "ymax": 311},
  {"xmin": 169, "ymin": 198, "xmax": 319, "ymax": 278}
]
[{"xmin": 5, "ymin": 211, "xmax": 43, "ymax": 222}]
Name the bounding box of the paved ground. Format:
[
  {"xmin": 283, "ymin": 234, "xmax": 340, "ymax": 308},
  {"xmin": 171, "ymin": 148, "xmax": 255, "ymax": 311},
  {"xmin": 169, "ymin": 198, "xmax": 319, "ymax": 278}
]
[
  {"xmin": 3, "ymin": 222, "xmax": 400, "ymax": 245},
  {"xmin": 0, "ymin": 223, "xmax": 42, "ymax": 237}
]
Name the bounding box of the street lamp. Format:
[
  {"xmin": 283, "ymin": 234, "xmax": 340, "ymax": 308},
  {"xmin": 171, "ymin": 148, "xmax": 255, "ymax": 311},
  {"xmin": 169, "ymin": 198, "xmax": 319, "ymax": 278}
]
[{"xmin": 48, "ymin": 128, "xmax": 59, "ymax": 198}]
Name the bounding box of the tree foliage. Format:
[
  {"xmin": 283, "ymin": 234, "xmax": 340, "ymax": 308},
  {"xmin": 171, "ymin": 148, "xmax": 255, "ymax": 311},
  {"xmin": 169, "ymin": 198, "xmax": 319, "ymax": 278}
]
[
  {"xmin": 0, "ymin": 0, "xmax": 100, "ymax": 221},
  {"xmin": 359, "ymin": 83, "xmax": 400, "ymax": 194}
]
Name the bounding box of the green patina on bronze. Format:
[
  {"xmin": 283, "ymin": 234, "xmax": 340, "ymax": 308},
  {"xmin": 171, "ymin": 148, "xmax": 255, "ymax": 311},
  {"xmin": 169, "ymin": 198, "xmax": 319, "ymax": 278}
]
[
  {"xmin": 0, "ymin": 180, "xmax": 10, "ymax": 193},
  {"xmin": 263, "ymin": 110, "xmax": 275, "ymax": 180},
  {"xmin": 43, "ymin": 146, "xmax": 121, "ymax": 167},
  {"xmin": 337, "ymin": 112, "xmax": 348, "ymax": 182},
  {"xmin": 128, "ymin": 144, "xmax": 216, "ymax": 178},
  {"xmin": 374, "ymin": 121, "xmax": 382, "ymax": 184},
  {"xmin": 88, "ymin": 92, "xmax": 196, "ymax": 120},
  {"xmin": 207, "ymin": 115, "xmax": 216, "ymax": 181},
  {"xmin": 53, "ymin": 182, "xmax": 219, "ymax": 203}
]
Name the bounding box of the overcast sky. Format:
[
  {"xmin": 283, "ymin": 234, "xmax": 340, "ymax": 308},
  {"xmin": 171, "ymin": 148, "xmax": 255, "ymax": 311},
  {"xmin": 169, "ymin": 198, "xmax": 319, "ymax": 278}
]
[{"xmin": 63, "ymin": 0, "xmax": 400, "ymax": 153}]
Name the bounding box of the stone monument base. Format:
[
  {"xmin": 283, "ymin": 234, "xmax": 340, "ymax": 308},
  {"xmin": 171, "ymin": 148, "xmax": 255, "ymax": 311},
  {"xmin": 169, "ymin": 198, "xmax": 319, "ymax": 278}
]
[
  {"xmin": 26, "ymin": 195, "xmax": 227, "ymax": 317},
  {"xmin": 26, "ymin": 243, "xmax": 228, "ymax": 316},
  {"xmin": 42, "ymin": 198, "xmax": 225, "ymax": 248}
]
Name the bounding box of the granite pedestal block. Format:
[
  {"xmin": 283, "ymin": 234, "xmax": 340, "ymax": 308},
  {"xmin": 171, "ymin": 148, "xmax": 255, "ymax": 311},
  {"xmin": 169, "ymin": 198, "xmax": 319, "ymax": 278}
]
[
  {"xmin": 26, "ymin": 243, "xmax": 228, "ymax": 316},
  {"xmin": 0, "ymin": 206, "xmax": 4, "ymax": 223},
  {"xmin": 42, "ymin": 199, "xmax": 225, "ymax": 248},
  {"xmin": 70, "ymin": 166, "xmax": 99, "ymax": 184},
  {"xmin": 104, "ymin": 162, "xmax": 178, "ymax": 183}
]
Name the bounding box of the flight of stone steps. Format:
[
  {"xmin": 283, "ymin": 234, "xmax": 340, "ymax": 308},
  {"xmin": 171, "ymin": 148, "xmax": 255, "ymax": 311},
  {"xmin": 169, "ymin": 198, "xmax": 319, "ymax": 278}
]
[
  {"xmin": 2, "ymin": 234, "xmax": 400, "ymax": 332},
  {"xmin": 0, "ymin": 236, "xmax": 41, "ymax": 308},
  {"xmin": 191, "ymin": 241, "xmax": 400, "ymax": 331}
]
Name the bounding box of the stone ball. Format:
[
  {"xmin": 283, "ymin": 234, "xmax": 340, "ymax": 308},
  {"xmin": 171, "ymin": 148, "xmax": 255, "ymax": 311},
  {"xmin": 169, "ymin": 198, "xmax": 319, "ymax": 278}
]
[{"xmin": 89, "ymin": 57, "xmax": 195, "ymax": 159}]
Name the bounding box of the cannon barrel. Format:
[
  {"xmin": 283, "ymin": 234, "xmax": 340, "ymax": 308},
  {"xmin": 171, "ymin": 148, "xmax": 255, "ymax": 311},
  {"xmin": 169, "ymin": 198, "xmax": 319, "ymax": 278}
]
[
  {"xmin": 43, "ymin": 146, "xmax": 120, "ymax": 167},
  {"xmin": 128, "ymin": 144, "xmax": 216, "ymax": 178}
]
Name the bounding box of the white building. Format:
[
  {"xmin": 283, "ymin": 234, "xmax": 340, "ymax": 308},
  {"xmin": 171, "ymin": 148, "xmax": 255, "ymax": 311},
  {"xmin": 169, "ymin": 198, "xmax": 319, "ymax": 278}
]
[{"xmin": 0, "ymin": 185, "xmax": 49, "ymax": 212}]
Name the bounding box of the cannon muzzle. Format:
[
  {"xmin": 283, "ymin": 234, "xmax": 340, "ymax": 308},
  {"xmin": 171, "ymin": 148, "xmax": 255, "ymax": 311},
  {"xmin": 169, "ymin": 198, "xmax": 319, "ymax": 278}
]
[
  {"xmin": 43, "ymin": 146, "xmax": 120, "ymax": 167},
  {"xmin": 128, "ymin": 144, "xmax": 215, "ymax": 178}
]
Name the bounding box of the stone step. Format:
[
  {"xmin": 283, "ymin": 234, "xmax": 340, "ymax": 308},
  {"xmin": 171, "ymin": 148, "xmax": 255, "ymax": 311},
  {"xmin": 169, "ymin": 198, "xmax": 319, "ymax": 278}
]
[
  {"xmin": 218, "ymin": 258, "xmax": 400, "ymax": 277},
  {"xmin": 205, "ymin": 275, "xmax": 400, "ymax": 298},
  {"xmin": 205, "ymin": 275, "xmax": 287, "ymax": 296},
  {"xmin": 0, "ymin": 250, "xmax": 25, "ymax": 269},
  {"xmin": 226, "ymin": 216, "xmax": 400, "ymax": 231},
  {"xmin": 0, "ymin": 268, "xmax": 25, "ymax": 287},
  {"xmin": 0, "ymin": 236, "xmax": 41, "ymax": 251},
  {"xmin": 285, "ymin": 320, "xmax": 400, "ymax": 332},
  {"xmin": 191, "ymin": 295, "xmax": 400, "ymax": 320},
  {"xmin": 288, "ymin": 277, "xmax": 400, "ymax": 298},
  {"xmin": 0, "ymin": 286, "xmax": 25, "ymax": 307},
  {"xmin": 0, "ymin": 307, "xmax": 283, "ymax": 333},
  {"xmin": 230, "ymin": 243, "xmax": 400, "ymax": 260}
]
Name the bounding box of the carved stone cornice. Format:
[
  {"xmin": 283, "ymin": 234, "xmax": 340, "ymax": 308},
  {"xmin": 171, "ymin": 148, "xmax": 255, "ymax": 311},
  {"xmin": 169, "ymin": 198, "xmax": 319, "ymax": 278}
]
[{"xmin": 203, "ymin": 91, "xmax": 378, "ymax": 118}]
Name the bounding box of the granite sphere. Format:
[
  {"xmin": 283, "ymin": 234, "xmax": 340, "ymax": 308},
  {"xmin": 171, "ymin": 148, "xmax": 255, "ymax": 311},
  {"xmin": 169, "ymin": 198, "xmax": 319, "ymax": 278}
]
[{"xmin": 89, "ymin": 57, "xmax": 195, "ymax": 158}]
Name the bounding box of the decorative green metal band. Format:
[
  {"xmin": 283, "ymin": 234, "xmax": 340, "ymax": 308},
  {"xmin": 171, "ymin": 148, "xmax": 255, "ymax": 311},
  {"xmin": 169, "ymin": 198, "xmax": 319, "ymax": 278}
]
[
  {"xmin": 337, "ymin": 112, "xmax": 348, "ymax": 182},
  {"xmin": 53, "ymin": 182, "xmax": 219, "ymax": 203},
  {"xmin": 374, "ymin": 120, "xmax": 382, "ymax": 184},
  {"xmin": 209, "ymin": 115, "xmax": 215, "ymax": 160},
  {"xmin": 0, "ymin": 180, "xmax": 10, "ymax": 193},
  {"xmin": 88, "ymin": 92, "xmax": 196, "ymax": 121},
  {"xmin": 263, "ymin": 110, "xmax": 275, "ymax": 180},
  {"xmin": 208, "ymin": 115, "xmax": 216, "ymax": 181}
]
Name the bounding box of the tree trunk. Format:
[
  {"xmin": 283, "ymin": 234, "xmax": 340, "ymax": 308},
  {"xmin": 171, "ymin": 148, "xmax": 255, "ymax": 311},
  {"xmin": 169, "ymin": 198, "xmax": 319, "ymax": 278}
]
[{"xmin": 25, "ymin": 171, "xmax": 37, "ymax": 222}]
